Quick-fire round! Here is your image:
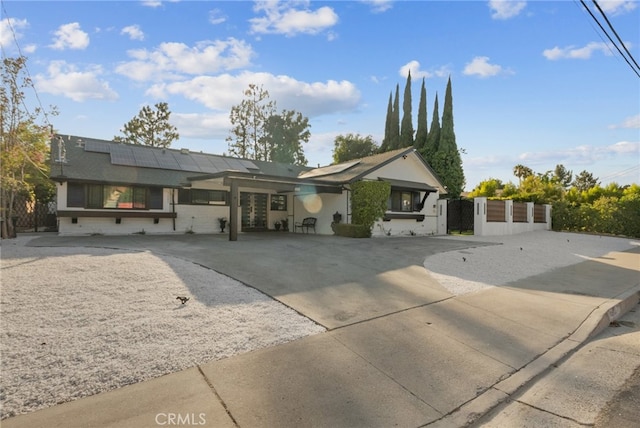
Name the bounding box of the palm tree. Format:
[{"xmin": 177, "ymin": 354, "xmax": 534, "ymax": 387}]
[{"xmin": 513, "ymin": 164, "xmax": 533, "ymax": 187}]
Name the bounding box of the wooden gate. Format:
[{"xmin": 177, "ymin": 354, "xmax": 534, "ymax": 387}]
[{"xmin": 447, "ymin": 199, "xmax": 474, "ymax": 234}]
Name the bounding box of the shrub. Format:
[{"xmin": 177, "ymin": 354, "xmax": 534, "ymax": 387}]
[
  {"xmin": 331, "ymin": 223, "xmax": 371, "ymax": 238},
  {"xmin": 351, "ymin": 180, "xmax": 391, "ymax": 232}
]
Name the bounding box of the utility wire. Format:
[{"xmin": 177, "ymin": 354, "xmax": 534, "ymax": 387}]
[
  {"xmin": 578, "ymin": 0, "xmax": 640, "ymax": 78},
  {"xmin": 591, "ymin": 0, "xmax": 640, "ymax": 73},
  {"xmin": 1, "ymin": 0, "xmax": 54, "ymax": 128}
]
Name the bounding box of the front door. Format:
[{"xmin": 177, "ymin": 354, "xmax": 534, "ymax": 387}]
[{"xmin": 240, "ymin": 192, "xmax": 268, "ymax": 230}]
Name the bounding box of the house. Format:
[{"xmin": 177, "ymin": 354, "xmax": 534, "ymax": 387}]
[{"xmin": 49, "ymin": 135, "xmax": 446, "ymax": 238}]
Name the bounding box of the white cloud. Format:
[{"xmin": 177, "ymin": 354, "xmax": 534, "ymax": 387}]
[
  {"xmin": 34, "ymin": 61, "xmax": 118, "ymax": 102},
  {"xmin": 49, "ymin": 22, "xmax": 89, "ymax": 50},
  {"xmin": 360, "ymin": 0, "xmax": 394, "ymax": 13},
  {"xmin": 146, "ymin": 71, "xmax": 360, "ymax": 118},
  {"xmin": 141, "ymin": 0, "xmax": 162, "ymax": 7},
  {"xmin": 208, "ymin": 9, "xmax": 227, "ymax": 25},
  {"xmin": 597, "ymin": 0, "xmax": 637, "ymax": 15},
  {"xmin": 399, "ymin": 60, "xmax": 450, "ymax": 79},
  {"xmin": 115, "ymin": 38, "xmax": 254, "ymax": 81},
  {"xmin": 171, "ymin": 112, "xmax": 230, "ymax": 139},
  {"xmin": 121, "ymin": 25, "xmax": 144, "ymax": 41},
  {"xmin": 250, "ymin": 2, "xmax": 338, "ymax": 36},
  {"xmin": 488, "ymin": 0, "xmax": 527, "ymax": 20},
  {"xmin": 543, "ymin": 42, "xmax": 615, "ymax": 60},
  {"xmin": 463, "ymin": 56, "xmax": 512, "ymax": 78},
  {"xmin": 0, "ymin": 18, "xmax": 29, "ymax": 49},
  {"xmin": 609, "ymin": 114, "xmax": 640, "ymax": 129},
  {"xmin": 518, "ymin": 141, "xmax": 640, "ymax": 165}
]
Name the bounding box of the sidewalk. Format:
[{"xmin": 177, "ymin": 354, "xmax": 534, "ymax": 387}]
[{"xmin": 2, "ymin": 234, "xmax": 639, "ymax": 427}]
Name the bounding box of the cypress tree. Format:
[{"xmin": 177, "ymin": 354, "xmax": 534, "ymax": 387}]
[
  {"xmin": 422, "ymin": 92, "xmax": 440, "ymax": 163},
  {"xmin": 400, "ymin": 71, "xmax": 414, "ymax": 148},
  {"xmin": 414, "ymin": 78, "xmax": 428, "ymax": 151},
  {"xmin": 390, "ymin": 84, "xmax": 400, "ymax": 150},
  {"xmin": 380, "ymin": 92, "xmax": 393, "ymax": 152},
  {"xmin": 433, "ymin": 77, "xmax": 465, "ymax": 198}
]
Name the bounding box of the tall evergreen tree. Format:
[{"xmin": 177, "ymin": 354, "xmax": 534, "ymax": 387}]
[
  {"xmin": 414, "ymin": 78, "xmax": 428, "ymax": 151},
  {"xmin": 390, "ymin": 84, "xmax": 400, "ymax": 150},
  {"xmin": 114, "ymin": 102, "xmax": 179, "ymax": 148},
  {"xmin": 432, "ymin": 77, "xmax": 465, "ymax": 198},
  {"xmin": 400, "ymin": 71, "xmax": 414, "ymax": 148},
  {"xmin": 380, "ymin": 92, "xmax": 393, "ymax": 152},
  {"xmin": 421, "ymin": 92, "xmax": 440, "ymax": 163}
]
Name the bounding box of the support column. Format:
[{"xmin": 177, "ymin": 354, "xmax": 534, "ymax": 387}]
[{"xmin": 229, "ymin": 180, "xmax": 239, "ymax": 241}]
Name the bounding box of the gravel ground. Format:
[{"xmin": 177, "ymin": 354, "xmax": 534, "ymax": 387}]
[
  {"xmin": 0, "ymin": 236, "xmax": 325, "ymax": 420},
  {"xmin": 424, "ymin": 230, "xmax": 640, "ymax": 295}
]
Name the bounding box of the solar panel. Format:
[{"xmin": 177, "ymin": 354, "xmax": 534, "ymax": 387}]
[
  {"xmin": 131, "ymin": 146, "xmax": 160, "ymax": 168},
  {"xmin": 298, "ymin": 160, "xmax": 360, "ymax": 178},
  {"xmin": 191, "ymin": 153, "xmax": 220, "ymax": 174},
  {"xmin": 154, "ymin": 150, "xmax": 182, "ymax": 170},
  {"xmin": 240, "ymin": 159, "xmax": 259, "ymax": 170},
  {"xmin": 110, "ymin": 145, "xmax": 137, "ymax": 166},
  {"xmin": 84, "ymin": 140, "xmax": 111, "ymax": 153},
  {"xmin": 174, "ymin": 152, "xmax": 201, "ymax": 171}
]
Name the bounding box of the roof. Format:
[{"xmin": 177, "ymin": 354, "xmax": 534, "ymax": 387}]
[{"xmin": 49, "ymin": 135, "xmax": 444, "ymax": 192}]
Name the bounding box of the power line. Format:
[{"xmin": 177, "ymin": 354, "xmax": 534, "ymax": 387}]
[
  {"xmin": 1, "ymin": 0, "xmax": 54, "ymax": 128},
  {"xmin": 591, "ymin": 0, "xmax": 640, "ymax": 73},
  {"xmin": 578, "ymin": 0, "xmax": 640, "ymax": 78}
]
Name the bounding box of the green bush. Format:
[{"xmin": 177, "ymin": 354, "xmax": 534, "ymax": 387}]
[
  {"xmin": 350, "ymin": 180, "xmax": 391, "ymax": 231},
  {"xmin": 331, "ymin": 223, "xmax": 371, "ymax": 238},
  {"xmin": 552, "ymin": 194, "xmax": 640, "ymax": 238}
]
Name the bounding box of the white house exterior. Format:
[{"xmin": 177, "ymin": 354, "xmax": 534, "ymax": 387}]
[{"xmin": 50, "ymin": 135, "xmax": 446, "ymax": 238}]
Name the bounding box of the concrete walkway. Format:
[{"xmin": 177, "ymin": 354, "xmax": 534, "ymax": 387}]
[{"xmin": 3, "ymin": 232, "xmax": 639, "ymax": 427}]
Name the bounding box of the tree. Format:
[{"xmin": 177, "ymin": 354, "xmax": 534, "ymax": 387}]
[
  {"xmin": 513, "ymin": 164, "xmax": 533, "ymax": 186},
  {"xmin": 389, "ymin": 84, "xmax": 401, "ymax": 150},
  {"xmin": 380, "ymin": 93, "xmax": 394, "ymax": 152},
  {"xmin": 1, "ymin": 56, "xmax": 55, "ymax": 239},
  {"xmin": 414, "ymin": 78, "xmax": 428, "ymax": 152},
  {"xmin": 468, "ymin": 178, "xmax": 503, "ymax": 198},
  {"xmin": 227, "ymin": 84, "xmax": 276, "ymax": 160},
  {"xmin": 333, "ymin": 133, "xmax": 379, "ymax": 163},
  {"xmin": 400, "ymin": 71, "xmax": 414, "ymax": 148},
  {"xmin": 431, "ymin": 77, "xmax": 465, "ymax": 197},
  {"xmin": 572, "ymin": 170, "xmax": 599, "ymax": 192},
  {"xmin": 265, "ymin": 110, "xmax": 310, "ymax": 165},
  {"xmin": 553, "ymin": 164, "xmax": 573, "ymax": 189},
  {"xmin": 421, "ymin": 93, "xmax": 440, "ymax": 164},
  {"xmin": 114, "ymin": 102, "xmax": 179, "ymax": 148}
]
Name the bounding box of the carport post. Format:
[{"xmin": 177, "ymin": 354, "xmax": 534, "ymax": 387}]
[{"xmin": 229, "ymin": 180, "xmax": 239, "ymax": 241}]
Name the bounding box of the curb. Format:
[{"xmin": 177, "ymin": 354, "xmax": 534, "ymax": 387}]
[{"xmin": 426, "ymin": 285, "xmax": 640, "ymax": 428}]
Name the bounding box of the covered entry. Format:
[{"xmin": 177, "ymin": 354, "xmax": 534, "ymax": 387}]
[{"xmin": 240, "ymin": 192, "xmax": 268, "ymax": 231}]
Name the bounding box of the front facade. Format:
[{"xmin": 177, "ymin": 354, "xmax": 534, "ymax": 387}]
[{"xmin": 50, "ymin": 135, "xmax": 446, "ymax": 238}]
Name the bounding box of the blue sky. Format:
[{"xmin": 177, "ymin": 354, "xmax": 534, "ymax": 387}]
[{"xmin": 2, "ymin": 0, "xmax": 639, "ymax": 190}]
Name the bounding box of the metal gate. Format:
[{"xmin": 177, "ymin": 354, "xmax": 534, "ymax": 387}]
[{"xmin": 447, "ymin": 198, "xmax": 474, "ymax": 234}]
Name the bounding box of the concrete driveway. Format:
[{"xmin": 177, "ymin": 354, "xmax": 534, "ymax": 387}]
[
  {"xmin": 29, "ymin": 233, "xmax": 493, "ymax": 329},
  {"xmin": 16, "ymin": 231, "xmax": 639, "ymax": 428}
]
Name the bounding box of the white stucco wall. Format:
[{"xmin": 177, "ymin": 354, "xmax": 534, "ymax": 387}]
[
  {"xmin": 292, "ymin": 192, "xmax": 348, "ymax": 235},
  {"xmin": 365, "ymin": 153, "xmax": 443, "ymax": 237}
]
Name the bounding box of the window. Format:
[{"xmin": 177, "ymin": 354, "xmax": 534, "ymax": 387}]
[
  {"xmin": 177, "ymin": 189, "xmax": 228, "ymax": 205},
  {"xmin": 67, "ymin": 183, "xmax": 163, "ymax": 210},
  {"xmin": 270, "ymin": 194, "xmax": 287, "ymax": 211},
  {"xmin": 388, "ymin": 189, "xmax": 421, "ymax": 212}
]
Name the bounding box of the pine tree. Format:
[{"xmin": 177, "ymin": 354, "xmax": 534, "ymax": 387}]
[
  {"xmin": 414, "ymin": 78, "xmax": 428, "ymax": 151},
  {"xmin": 114, "ymin": 102, "xmax": 179, "ymax": 148},
  {"xmin": 400, "ymin": 71, "xmax": 414, "ymax": 148},
  {"xmin": 432, "ymin": 77, "xmax": 465, "ymax": 197},
  {"xmin": 380, "ymin": 93, "xmax": 393, "ymax": 152},
  {"xmin": 390, "ymin": 84, "xmax": 400, "ymax": 150},
  {"xmin": 421, "ymin": 92, "xmax": 440, "ymax": 163}
]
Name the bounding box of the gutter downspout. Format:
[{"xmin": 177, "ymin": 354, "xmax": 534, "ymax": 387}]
[{"xmin": 171, "ymin": 189, "xmax": 176, "ymax": 231}]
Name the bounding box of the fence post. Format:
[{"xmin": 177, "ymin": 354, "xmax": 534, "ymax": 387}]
[
  {"xmin": 545, "ymin": 204, "xmax": 552, "ymax": 230},
  {"xmin": 437, "ymin": 199, "xmax": 447, "ymax": 235},
  {"xmin": 526, "ymin": 202, "xmax": 534, "ymax": 232},
  {"xmin": 505, "ymin": 200, "xmax": 513, "ymax": 235},
  {"xmin": 474, "ymin": 197, "xmax": 487, "ymax": 236}
]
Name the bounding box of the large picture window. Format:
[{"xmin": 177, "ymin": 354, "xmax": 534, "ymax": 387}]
[
  {"xmin": 388, "ymin": 189, "xmax": 421, "ymax": 212},
  {"xmin": 68, "ymin": 183, "xmax": 163, "ymax": 210},
  {"xmin": 178, "ymin": 188, "xmax": 228, "ymax": 205}
]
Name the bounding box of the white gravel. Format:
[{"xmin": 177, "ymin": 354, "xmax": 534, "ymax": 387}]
[
  {"xmin": 0, "ymin": 236, "xmax": 325, "ymax": 420},
  {"xmin": 424, "ymin": 231, "xmax": 640, "ymax": 296}
]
